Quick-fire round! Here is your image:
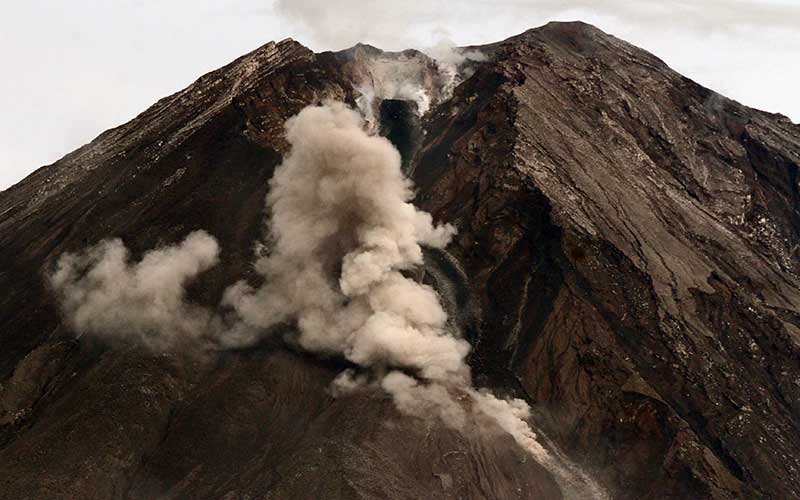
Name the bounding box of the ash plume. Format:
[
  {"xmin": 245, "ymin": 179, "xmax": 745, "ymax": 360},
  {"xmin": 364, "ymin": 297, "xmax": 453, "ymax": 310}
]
[
  {"xmin": 222, "ymin": 102, "xmax": 466, "ymax": 383},
  {"xmin": 48, "ymin": 231, "xmax": 219, "ymax": 350},
  {"xmin": 47, "ymin": 102, "xmax": 607, "ymax": 498},
  {"xmin": 223, "ymin": 102, "xmax": 607, "ymax": 498}
]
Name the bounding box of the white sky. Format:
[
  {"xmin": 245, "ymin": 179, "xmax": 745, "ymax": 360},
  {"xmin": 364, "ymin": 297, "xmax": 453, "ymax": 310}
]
[{"xmin": 1, "ymin": 0, "xmax": 798, "ymax": 190}]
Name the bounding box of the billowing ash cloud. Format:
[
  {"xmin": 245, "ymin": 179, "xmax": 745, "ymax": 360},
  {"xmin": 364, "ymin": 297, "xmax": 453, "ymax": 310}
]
[
  {"xmin": 48, "ymin": 102, "xmax": 607, "ymax": 498},
  {"xmin": 222, "ymin": 102, "xmax": 467, "ymax": 382},
  {"xmin": 220, "ymin": 102, "xmax": 607, "ymax": 497},
  {"xmin": 49, "ymin": 230, "xmax": 219, "ymax": 350}
]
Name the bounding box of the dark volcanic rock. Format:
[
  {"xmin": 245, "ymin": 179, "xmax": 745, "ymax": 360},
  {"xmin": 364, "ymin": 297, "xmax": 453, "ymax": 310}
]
[
  {"xmin": 414, "ymin": 22, "xmax": 800, "ymax": 499},
  {"xmin": 1, "ymin": 21, "xmax": 799, "ymax": 499},
  {"xmin": 379, "ymin": 99, "xmax": 422, "ymax": 172}
]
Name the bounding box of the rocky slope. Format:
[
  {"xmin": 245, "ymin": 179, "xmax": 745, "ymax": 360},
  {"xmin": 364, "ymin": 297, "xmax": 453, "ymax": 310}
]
[{"xmin": 1, "ymin": 21, "xmax": 799, "ymax": 499}]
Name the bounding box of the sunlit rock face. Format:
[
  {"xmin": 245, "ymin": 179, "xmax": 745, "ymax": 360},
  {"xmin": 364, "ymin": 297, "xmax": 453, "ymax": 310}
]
[{"xmin": 1, "ymin": 20, "xmax": 799, "ymax": 500}]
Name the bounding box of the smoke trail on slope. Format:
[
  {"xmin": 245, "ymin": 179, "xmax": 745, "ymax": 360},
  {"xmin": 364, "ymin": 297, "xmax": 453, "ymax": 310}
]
[
  {"xmin": 48, "ymin": 231, "xmax": 219, "ymax": 350},
  {"xmin": 470, "ymin": 388, "xmax": 609, "ymax": 500}
]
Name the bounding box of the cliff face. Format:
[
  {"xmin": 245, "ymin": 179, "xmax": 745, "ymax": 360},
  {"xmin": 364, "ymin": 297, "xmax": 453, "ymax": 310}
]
[{"xmin": 1, "ymin": 22, "xmax": 799, "ymax": 500}]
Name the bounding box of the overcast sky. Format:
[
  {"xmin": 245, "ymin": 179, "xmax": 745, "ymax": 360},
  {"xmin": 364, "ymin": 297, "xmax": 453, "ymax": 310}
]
[{"xmin": 2, "ymin": 0, "xmax": 798, "ymax": 190}]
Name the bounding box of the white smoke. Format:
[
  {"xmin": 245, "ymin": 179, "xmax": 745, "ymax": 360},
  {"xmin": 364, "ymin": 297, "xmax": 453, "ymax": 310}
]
[
  {"xmin": 424, "ymin": 39, "xmax": 488, "ymax": 99},
  {"xmin": 352, "ymin": 53, "xmax": 435, "ymax": 129},
  {"xmin": 48, "ymin": 230, "xmax": 219, "ymax": 350},
  {"xmin": 353, "ymin": 44, "xmax": 486, "ymax": 126}
]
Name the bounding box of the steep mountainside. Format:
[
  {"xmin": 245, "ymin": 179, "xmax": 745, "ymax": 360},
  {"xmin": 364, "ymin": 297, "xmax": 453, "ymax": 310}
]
[{"xmin": 1, "ymin": 22, "xmax": 799, "ymax": 499}]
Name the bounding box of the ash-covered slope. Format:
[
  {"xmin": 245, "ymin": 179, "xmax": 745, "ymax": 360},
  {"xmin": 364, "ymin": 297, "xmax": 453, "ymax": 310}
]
[{"xmin": 1, "ymin": 21, "xmax": 799, "ymax": 500}]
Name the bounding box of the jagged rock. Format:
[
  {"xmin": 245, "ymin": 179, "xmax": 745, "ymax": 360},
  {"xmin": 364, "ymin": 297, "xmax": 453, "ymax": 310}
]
[{"xmin": 1, "ymin": 21, "xmax": 798, "ymax": 499}]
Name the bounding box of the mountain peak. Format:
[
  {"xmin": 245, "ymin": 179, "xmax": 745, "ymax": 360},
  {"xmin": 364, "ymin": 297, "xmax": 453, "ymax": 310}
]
[{"xmin": 1, "ymin": 24, "xmax": 799, "ymax": 500}]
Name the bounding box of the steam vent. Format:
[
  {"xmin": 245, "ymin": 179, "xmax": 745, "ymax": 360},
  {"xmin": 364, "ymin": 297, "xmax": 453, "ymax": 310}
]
[{"xmin": 2, "ymin": 22, "xmax": 800, "ymax": 500}]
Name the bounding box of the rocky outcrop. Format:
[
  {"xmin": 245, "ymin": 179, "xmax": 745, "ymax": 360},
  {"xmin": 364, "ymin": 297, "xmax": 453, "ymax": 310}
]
[
  {"xmin": 1, "ymin": 21, "xmax": 798, "ymax": 499},
  {"xmin": 414, "ymin": 22, "xmax": 800, "ymax": 499}
]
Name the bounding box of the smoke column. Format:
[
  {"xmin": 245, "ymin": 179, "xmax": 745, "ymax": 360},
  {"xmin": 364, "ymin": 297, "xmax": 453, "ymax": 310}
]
[{"xmin": 222, "ymin": 102, "xmax": 467, "ymax": 382}]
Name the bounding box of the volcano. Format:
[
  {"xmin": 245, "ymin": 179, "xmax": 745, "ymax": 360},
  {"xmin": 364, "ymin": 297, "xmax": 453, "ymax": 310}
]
[{"xmin": 1, "ymin": 22, "xmax": 799, "ymax": 500}]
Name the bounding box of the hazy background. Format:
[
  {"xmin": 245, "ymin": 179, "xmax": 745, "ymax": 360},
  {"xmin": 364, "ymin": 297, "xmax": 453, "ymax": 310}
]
[{"xmin": 2, "ymin": 0, "xmax": 798, "ymax": 190}]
